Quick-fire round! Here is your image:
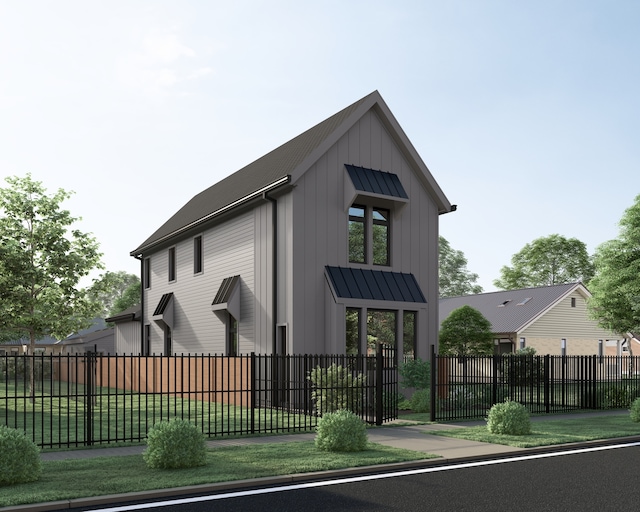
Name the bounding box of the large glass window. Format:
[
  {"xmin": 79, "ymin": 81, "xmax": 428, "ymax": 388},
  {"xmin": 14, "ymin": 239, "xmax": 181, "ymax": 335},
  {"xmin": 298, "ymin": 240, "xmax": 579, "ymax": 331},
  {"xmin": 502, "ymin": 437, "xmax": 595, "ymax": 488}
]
[
  {"xmin": 403, "ymin": 311, "xmax": 417, "ymax": 360},
  {"xmin": 346, "ymin": 308, "xmax": 361, "ymax": 355},
  {"xmin": 372, "ymin": 208, "xmax": 390, "ymax": 266},
  {"xmin": 367, "ymin": 310, "xmax": 396, "ymax": 355},
  {"xmin": 348, "ymin": 205, "xmax": 366, "ymax": 263}
]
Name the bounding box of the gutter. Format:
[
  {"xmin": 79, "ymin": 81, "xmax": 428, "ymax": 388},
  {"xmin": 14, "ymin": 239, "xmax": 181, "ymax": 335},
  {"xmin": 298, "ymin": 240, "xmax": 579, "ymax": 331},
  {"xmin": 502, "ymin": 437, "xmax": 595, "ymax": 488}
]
[
  {"xmin": 131, "ymin": 176, "xmax": 291, "ymax": 257},
  {"xmin": 263, "ymin": 191, "xmax": 278, "ymax": 354}
]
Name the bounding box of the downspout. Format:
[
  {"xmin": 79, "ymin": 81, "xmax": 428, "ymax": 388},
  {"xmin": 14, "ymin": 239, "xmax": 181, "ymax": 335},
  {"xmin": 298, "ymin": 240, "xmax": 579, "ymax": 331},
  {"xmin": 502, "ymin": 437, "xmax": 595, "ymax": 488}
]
[
  {"xmin": 135, "ymin": 255, "xmax": 145, "ymax": 355},
  {"xmin": 264, "ymin": 192, "xmax": 278, "ymax": 354}
]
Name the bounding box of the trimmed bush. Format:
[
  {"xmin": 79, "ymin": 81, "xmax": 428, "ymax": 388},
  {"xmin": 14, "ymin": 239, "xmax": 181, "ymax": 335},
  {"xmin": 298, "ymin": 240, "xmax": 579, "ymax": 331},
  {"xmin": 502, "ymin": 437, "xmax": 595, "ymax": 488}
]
[
  {"xmin": 0, "ymin": 426, "xmax": 42, "ymax": 486},
  {"xmin": 409, "ymin": 389, "xmax": 430, "ymax": 413},
  {"xmin": 143, "ymin": 419, "xmax": 207, "ymax": 469},
  {"xmin": 630, "ymin": 398, "xmax": 640, "ymax": 423},
  {"xmin": 315, "ymin": 409, "xmax": 368, "ymax": 452},
  {"xmin": 486, "ymin": 400, "xmax": 531, "ymax": 436}
]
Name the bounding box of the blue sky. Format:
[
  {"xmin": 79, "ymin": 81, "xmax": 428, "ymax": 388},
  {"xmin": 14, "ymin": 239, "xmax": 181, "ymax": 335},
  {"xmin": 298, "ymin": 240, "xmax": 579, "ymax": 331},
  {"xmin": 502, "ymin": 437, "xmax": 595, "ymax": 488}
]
[{"xmin": 1, "ymin": 1, "xmax": 638, "ymax": 292}]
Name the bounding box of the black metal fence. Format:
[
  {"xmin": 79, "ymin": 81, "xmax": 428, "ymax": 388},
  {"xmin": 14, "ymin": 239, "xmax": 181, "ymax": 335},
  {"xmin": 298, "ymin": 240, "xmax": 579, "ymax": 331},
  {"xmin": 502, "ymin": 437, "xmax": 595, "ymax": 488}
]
[
  {"xmin": 0, "ymin": 346, "xmax": 397, "ymax": 448},
  {"xmin": 430, "ymin": 351, "xmax": 640, "ymax": 421}
]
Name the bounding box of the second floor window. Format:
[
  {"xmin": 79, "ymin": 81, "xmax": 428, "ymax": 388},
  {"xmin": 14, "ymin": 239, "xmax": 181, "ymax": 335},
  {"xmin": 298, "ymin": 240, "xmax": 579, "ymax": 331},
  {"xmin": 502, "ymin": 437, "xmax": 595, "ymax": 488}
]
[
  {"xmin": 194, "ymin": 235, "xmax": 203, "ymax": 274},
  {"xmin": 348, "ymin": 205, "xmax": 390, "ymax": 266},
  {"xmin": 168, "ymin": 247, "xmax": 176, "ymax": 282}
]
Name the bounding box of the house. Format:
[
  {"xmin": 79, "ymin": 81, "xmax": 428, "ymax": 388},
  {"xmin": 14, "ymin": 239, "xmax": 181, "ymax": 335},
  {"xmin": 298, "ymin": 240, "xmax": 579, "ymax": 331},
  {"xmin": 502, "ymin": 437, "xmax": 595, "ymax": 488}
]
[
  {"xmin": 105, "ymin": 305, "xmax": 141, "ymax": 354},
  {"xmin": 0, "ymin": 335, "xmax": 62, "ymax": 355},
  {"xmin": 130, "ymin": 91, "xmax": 453, "ymax": 359},
  {"xmin": 439, "ymin": 282, "xmax": 622, "ymax": 356},
  {"xmin": 61, "ymin": 318, "xmax": 115, "ymax": 354}
]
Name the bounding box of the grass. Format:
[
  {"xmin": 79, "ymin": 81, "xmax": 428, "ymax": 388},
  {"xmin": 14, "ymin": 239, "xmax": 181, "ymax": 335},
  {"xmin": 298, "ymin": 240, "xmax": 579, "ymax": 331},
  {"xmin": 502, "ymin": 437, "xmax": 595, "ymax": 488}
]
[
  {"xmin": 428, "ymin": 413, "xmax": 640, "ymax": 448},
  {"xmin": 0, "ymin": 441, "xmax": 435, "ymax": 507}
]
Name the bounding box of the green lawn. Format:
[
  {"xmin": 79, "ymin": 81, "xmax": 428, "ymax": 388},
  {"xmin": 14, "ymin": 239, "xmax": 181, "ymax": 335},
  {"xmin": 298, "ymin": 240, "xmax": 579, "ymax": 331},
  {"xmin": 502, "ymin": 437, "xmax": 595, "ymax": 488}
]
[
  {"xmin": 0, "ymin": 441, "xmax": 435, "ymax": 508},
  {"xmin": 428, "ymin": 414, "xmax": 640, "ymax": 448}
]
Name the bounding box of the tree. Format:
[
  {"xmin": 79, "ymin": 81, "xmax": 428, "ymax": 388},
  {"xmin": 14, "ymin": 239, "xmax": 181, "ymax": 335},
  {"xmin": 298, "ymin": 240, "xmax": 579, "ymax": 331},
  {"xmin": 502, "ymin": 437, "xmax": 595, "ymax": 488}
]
[
  {"xmin": 439, "ymin": 305, "xmax": 493, "ymax": 356},
  {"xmin": 89, "ymin": 271, "xmax": 140, "ymax": 318},
  {"xmin": 439, "ymin": 236, "xmax": 483, "ymax": 297},
  {"xmin": 493, "ymin": 234, "xmax": 594, "ymax": 290},
  {"xmin": 588, "ymin": 194, "xmax": 640, "ymax": 355},
  {"xmin": 0, "ymin": 174, "xmax": 103, "ymax": 398},
  {"xmin": 110, "ymin": 280, "xmax": 141, "ymax": 317}
]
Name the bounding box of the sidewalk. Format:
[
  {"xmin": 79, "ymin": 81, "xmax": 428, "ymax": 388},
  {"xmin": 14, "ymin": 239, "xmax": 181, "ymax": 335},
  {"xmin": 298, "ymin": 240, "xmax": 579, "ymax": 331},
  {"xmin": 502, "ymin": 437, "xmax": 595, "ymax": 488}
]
[{"xmin": 15, "ymin": 410, "xmax": 635, "ymax": 512}]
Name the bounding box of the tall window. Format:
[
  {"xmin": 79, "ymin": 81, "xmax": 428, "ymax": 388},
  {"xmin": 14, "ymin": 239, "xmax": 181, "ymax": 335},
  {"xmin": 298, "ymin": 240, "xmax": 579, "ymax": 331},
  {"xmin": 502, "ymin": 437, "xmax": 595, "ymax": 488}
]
[
  {"xmin": 193, "ymin": 235, "xmax": 203, "ymax": 274},
  {"xmin": 372, "ymin": 208, "xmax": 390, "ymax": 266},
  {"xmin": 164, "ymin": 326, "xmax": 172, "ymax": 356},
  {"xmin": 143, "ymin": 258, "xmax": 151, "ymax": 289},
  {"xmin": 346, "ymin": 308, "xmax": 361, "ymax": 355},
  {"xmin": 168, "ymin": 247, "xmax": 176, "ymax": 282},
  {"xmin": 228, "ymin": 315, "xmax": 238, "ymax": 356},
  {"xmin": 367, "ymin": 310, "xmax": 396, "ymax": 354},
  {"xmin": 143, "ymin": 324, "xmax": 151, "ymax": 356},
  {"xmin": 348, "ymin": 205, "xmax": 366, "ymax": 263},
  {"xmin": 403, "ymin": 311, "xmax": 417, "ymax": 360},
  {"xmin": 348, "ymin": 205, "xmax": 390, "ymax": 266}
]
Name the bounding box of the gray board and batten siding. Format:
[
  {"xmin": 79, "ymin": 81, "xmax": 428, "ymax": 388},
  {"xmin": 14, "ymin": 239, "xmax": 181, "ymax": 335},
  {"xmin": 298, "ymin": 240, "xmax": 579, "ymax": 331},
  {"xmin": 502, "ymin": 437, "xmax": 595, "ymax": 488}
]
[{"xmin": 132, "ymin": 91, "xmax": 452, "ymax": 357}]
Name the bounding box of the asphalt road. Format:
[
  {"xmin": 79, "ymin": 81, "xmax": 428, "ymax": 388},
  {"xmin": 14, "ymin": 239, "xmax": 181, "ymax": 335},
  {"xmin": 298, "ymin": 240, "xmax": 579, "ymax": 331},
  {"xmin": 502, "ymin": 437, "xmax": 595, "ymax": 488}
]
[{"xmin": 78, "ymin": 442, "xmax": 640, "ymax": 512}]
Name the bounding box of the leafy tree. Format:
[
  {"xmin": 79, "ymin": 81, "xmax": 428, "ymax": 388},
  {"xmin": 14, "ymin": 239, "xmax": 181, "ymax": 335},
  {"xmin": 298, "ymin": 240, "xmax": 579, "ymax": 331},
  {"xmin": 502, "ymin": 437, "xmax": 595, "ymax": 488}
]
[
  {"xmin": 110, "ymin": 280, "xmax": 141, "ymax": 317},
  {"xmin": 588, "ymin": 194, "xmax": 640, "ymax": 354},
  {"xmin": 439, "ymin": 236, "xmax": 483, "ymax": 297},
  {"xmin": 493, "ymin": 234, "xmax": 594, "ymax": 290},
  {"xmin": 0, "ymin": 174, "xmax": 103, "ymax": 398},
  {"xmin": 89, "ymin": 271, "xmax": 140, "ymax": 318},
  {"xmin": 439, "ymin": 305, "xmax": 493, "ymax": 356}
]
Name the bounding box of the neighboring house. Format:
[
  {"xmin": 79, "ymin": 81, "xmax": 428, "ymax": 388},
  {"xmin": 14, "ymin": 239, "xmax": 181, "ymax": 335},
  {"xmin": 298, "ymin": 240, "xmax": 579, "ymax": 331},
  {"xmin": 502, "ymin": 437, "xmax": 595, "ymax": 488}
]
[
  {"xmin": 62, "ymin": 318, "xmax": 115, "ymax": 354},
  {"xmin": 439, "ymin": 282, "xmax": 622, "ymax": 356},
  {"xmin": 105, "ymin": 305, "xmax": 141, "ymax": 354},
  {"xmin": 0, "ymin": 335, "xmax": 62, "ymax": 355},
  {"xmin": 130, "ymin": 90, "xmax": 453, "ymax": 359}
]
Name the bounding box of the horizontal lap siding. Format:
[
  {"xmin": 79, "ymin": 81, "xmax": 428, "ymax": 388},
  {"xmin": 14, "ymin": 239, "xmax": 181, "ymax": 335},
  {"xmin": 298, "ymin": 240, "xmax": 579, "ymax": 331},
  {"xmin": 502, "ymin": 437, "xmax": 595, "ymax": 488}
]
[{"xmin": 145, "ymin": 211, "xmax": 256, "ymax": 355}]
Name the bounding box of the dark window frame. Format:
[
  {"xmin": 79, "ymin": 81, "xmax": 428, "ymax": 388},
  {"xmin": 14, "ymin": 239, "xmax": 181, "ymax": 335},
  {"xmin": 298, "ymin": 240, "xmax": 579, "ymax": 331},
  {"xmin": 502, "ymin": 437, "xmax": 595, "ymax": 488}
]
[
  {"xmin": 228, "ymin": 315, "xmax": 238, "ymax": 356},
  {"xmin": 168, "ymin": 247, "xmax": 176, "ymax": 282},
  {"xmin": 193, "ymin": 235, "xmax": 203, "ymax": 274},
  {"xmin": 348, "ymin": 205, "xmax": 367, "ymax": 264},
  {"xmin": 348, "ymin": 204, "xmax": 391, "ymax": 267},
  {"xmin": 143, "ymin": 257, "xmax": 151, "ymax": 289}
]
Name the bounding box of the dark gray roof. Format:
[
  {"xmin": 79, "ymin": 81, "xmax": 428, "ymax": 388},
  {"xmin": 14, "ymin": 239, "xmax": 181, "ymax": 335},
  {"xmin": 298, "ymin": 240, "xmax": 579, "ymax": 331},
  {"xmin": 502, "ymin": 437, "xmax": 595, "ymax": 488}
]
[
  {"xmin": 105, "ymin": 304, "xmax": 141, "ymax": 324},
  {"xmin": 345, "ymin": 164, "xmax": 408, "ymax": 199},
  {"xmin": 325, "ymin": 266, "xmax": 426, "ymax": 303},
  {"xmin": 439, "ymin": 283, "xmax": 585, "ymax": 334},
  {"xmin": 131, "ymin": 92, "xmax": 377, "ymax": 256}
]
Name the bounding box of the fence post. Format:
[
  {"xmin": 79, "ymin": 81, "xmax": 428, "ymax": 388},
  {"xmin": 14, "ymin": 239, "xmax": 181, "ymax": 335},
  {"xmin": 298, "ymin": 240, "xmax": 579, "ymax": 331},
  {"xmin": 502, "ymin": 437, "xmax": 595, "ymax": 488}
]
[
  {"xmin": 430, "ymin": 344, "xmax": 436, "ymax": 422},
  {"xmin": 375, "ymin": 345, "xmax": 383, "ymax": 425},
  {"xmin": 544, "ymin": 355, "xmax": 550, "ymax": 414},
  {"xmin": 85, "ymin": 352, "xmax": 94, "ymax": 446}
]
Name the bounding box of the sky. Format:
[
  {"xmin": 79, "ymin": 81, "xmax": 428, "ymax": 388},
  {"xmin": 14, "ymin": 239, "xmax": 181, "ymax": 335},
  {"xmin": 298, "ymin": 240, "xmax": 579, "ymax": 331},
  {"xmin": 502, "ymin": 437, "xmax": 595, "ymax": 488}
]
[{"xmin": 1, "ymin": 1, "xmax": 639, "ymax": 292}]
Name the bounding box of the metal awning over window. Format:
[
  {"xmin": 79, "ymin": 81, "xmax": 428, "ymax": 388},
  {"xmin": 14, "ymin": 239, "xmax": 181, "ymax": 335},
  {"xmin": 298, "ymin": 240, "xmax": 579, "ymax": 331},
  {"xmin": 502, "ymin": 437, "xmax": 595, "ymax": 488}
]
[
  {"xmin": 344, "ymin": 164, "xmax": 409, "ymax": 212},
  {"xmin": 325, "ymin": 266, "xmax": 426, "ymax": 303},
  {"xmin": 152, "ymin": 292, "xmax": 174, "ymax": 329},
  {"xmin": 212, "ymin": 275, "xmax": 241, "ymax": 320}
]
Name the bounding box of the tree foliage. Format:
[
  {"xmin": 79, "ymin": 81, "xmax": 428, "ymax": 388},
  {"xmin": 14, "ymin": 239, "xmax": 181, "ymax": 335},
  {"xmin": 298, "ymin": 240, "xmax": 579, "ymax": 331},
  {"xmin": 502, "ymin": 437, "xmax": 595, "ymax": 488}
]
[
  {"xmin": 439, "ymin": 305, "xmax": 493, "ymax": 356},
  {"xmin": 0, "ymin": 174, "xmax": 103, "ymax": 352},
  {"xmin": 439, "ymin": 236, "xmax": 483, "ymax": 297},
  {"xmin": 89, "ymin": 271, "xmax": 140, "ymax": 318},
  {"xmin": 493, "ymin": 234, "xmax": 594, "ymax": 290},
  {"xmin": 588, "ymin": 194, "xmax": 640, "ymax": 339}
]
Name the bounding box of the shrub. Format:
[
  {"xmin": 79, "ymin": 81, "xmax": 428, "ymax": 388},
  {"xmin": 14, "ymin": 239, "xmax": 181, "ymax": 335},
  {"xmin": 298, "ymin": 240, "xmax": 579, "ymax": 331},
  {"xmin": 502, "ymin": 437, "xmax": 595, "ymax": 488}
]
[
  {"xmin": 601, "ymin": 384, "xmax": 632, "ymax": 409},
  {"xmin": 315, "ymin": 409, "xmax": 368, "ymax": 452},
  {"xmin": 399, "ymin": 358, "xmax": 430, "ymax": 390},
  {"xmin": 409, "ymin": 389, "xmax": 430, "ymax": 413},
  {"xmin": 0, "ymin": 426, "xmax": 42, "ymax": 486},
  {"xmin": 143, "ymin": 419, "xmax": 207, "ymax": 469},
  {"xmin": 630, "ymin": 398, "xmax": 640, "ymax": 423},
  {"xmin": 502, "ymin": 348, "xmax": 543, "ymax": 386},
  {"xmin": 486, "ymin": 400, "xmax": 531, "ymax": 436},
  {"xmin": 308, "ymin": 363, "xmax": 366, "ymax": 415}
]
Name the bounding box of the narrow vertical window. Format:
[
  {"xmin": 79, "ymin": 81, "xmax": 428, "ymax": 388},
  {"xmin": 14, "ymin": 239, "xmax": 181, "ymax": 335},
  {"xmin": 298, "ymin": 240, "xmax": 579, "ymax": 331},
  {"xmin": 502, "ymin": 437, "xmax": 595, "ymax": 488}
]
[
  {"xmin": 228, "ymin": 315, "xmax": 238, "ymax": 356},
  {"xmin": 403, "ymin": 311, "xmax": 416, "ymax": 361},
  {"xmin": 346, "ymin": 308, "xmax": 361, "ymax": 355},
  {"xmin": 143, "ymin": 324, "xmax": 151, "ymax": 356},
  {"xmin": 193, "ymin": 235, "xmax": 203, "ymax": 274},
  {"xmin": 348, "ymin": 205, "xmax": 366, "ymax": 263},
  {"xmin": 164, "ymin": 326, "xmax": 172, "ymax": 356},
  {"xmin": 143, "ymin": 258, "xmax": 151, "ymax": 289},
  {"xmin": 168, "ymin": 247, "xmax": 176, "ymax": 282},
  {"xmin": 571, "ymin": 297, "xmax": 576, "ymax": 308},
  {"xmin": 372, "ymin": 207, "xmax": 390, "ymax": 266}
]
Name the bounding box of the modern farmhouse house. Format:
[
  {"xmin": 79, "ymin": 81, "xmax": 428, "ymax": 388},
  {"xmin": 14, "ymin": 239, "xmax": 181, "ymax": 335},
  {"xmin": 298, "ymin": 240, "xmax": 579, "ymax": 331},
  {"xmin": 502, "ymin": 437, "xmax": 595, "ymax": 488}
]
[
  {"xmin": 130, "ymin": 91, "xmax": 453, "ymax": 359},
  {"xmin": 439, "ymin": 282, "xmax": 622, "ymax": 356}
]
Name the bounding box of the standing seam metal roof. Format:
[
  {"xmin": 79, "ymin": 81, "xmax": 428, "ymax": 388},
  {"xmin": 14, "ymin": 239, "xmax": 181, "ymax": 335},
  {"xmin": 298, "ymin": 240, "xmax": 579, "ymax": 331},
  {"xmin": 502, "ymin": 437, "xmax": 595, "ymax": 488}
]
[{"xmin": 326, "ymin": 266, "xmax": 426, "ymax": 303}]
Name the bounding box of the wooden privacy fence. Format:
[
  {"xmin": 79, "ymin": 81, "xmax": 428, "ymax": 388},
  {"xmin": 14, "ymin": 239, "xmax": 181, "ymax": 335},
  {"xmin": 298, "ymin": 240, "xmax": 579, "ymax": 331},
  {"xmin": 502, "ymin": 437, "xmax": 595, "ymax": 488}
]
[
  {"xmin": 1, "ymin": 347, "xmax": 398, "ymax": 448},
  {"xmin": 430, "ymin": 348, "xmax": 640, "ymax": 421}
]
